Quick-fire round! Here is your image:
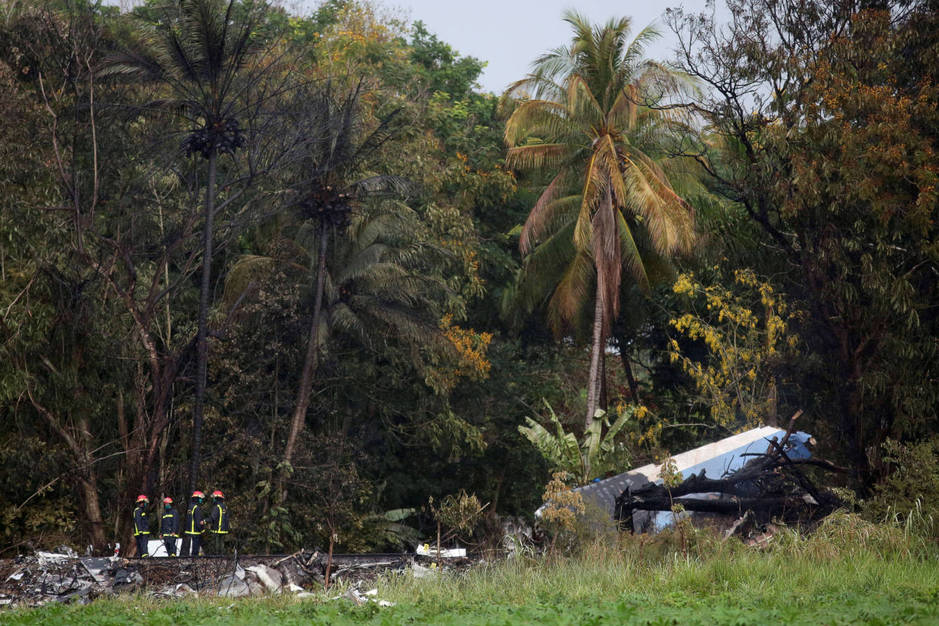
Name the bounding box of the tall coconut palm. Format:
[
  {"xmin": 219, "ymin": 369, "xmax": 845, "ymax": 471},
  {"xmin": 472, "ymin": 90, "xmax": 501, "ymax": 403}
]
[
  {"xmin": 504, "ymin": 11, "xmax": 696, "ymax": 429},
  {"xmin": 105, "ymin": 0, "xmax": 272, "ymax": 496}
]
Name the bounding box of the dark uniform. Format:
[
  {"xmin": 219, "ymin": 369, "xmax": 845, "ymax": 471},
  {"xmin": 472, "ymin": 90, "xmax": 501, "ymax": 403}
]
[
  {"xmin": 161, "ymin": 503, "xmax": 180, "ymax": 557},
  {"xmin": 184, "ymin": 496, "xmax": 205, "ymax": 557},
  {"xmin": 133, "ymin": 500, "xmax": 150, "ymax": 557},
  {"xmin": 207, "ymin": 498, "xmax": 230, "ymax": 554}
]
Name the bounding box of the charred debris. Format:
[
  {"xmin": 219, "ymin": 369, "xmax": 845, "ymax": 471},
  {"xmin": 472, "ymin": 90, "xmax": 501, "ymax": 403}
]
[{"xmin": 613, "ymin": 413, "xmax": 848, "ymax": 537}]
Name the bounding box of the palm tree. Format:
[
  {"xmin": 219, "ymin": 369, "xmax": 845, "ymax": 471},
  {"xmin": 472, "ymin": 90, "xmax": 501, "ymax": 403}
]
[
  {"xmin": 504, "ymin": 11, "xmax": 696, "ymax": 429},
  {"xmin": 309, "ymin": 200, "xmax": 450, "ymax": 370},
  {"xmin": 279, "ymin": 80, "xmax": 408, "ymax": 488},
  {"xmin": 224, "ymin": 199, "xmax": 449, "ymax": 484},
  {"xmin": 106, "ymin": 0, "xmax": 273, "ymax": 496}
]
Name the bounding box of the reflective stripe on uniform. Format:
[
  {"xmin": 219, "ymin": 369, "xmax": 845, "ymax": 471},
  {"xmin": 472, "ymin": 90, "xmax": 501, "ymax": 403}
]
[
  {"xmin": 212, "ymin": 503, "xmax": 229, "ymax": 533},
  {"xmin": 162, "ymin": 513, "xmax": 177, "ymax": 535},
  {"xmin": 187, "ymin": 504, "xmax": 201, "ymax": 534},
  {"xmin": 133, "ymin": 507, "xmax": 149, "ymax": 535}
]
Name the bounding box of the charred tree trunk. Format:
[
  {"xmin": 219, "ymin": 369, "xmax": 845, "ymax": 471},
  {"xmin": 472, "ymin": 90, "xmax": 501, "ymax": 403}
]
[
  {"xmin": 282, "ymin": 221, "xmax": 329, "ymax": 498},
  {"xmin": 188, "ymin": 150, "xmax": 216, "ymax": 497}
]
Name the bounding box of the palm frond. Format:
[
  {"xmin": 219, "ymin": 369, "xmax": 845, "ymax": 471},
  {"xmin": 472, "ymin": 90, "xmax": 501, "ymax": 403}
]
[
  {"xmin": 615, "ymin": 211, "xmax": 650, "ymax": 292},
  {"xmin": 504, "ymin": 99, "xmax": 569, "ymax": 146},
  {"xmin": 221, "ymin": 254, "xmax": 278, "ymax": 309},
  {"xmin": 514, "ymin": 222, "xmax": 578, "ymax": 315},
  {"xmin": 622, "ymin": 149, "xmax": 695, "ymax": 255},
  {"xmin": 505, "ymin": 144, "xmax": 567, "ymax": 171},
  {"xmin": 622, "ymin": 22, "xmax": 661, "ymax": 72},
  {"xmin": 546, "ymin": 248, "xmax": 594, "ymax": 337}
]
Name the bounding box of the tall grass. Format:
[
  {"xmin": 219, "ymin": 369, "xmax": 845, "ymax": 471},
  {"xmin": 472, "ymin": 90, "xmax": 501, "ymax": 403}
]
[{"xmin": 379, "ymin": 511, "xmax": 939, "ymax": 608}]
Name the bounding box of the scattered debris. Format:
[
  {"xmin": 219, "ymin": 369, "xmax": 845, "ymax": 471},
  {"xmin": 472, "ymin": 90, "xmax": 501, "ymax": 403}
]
[
  {"xmin": 216, "ymin": 573, "xmax": 250, "ymax": 598},
  {"xmin": 410, "ymin": 562, "xmax": 437, "ymax": 579},
  {"xmin": 501, "ymin": 518, "xmax": 534, "ymax": 558},
  {"xmin": 341, "ymin": 587, "xmax": 367, "ymax": 606},
  {"xmin": 415, "ymin": 545, "xmax": 466, "ymax": 558},
  {"xmin": 335, "ymin": 582, "xmax": 395, "ymax": 607},
  {"xmin": 80, "ymin": 558, "xmax": 111, "ymax": 584},
  {"xmin": 244, "ymin": 564, "xmax": 282, "ymax": 593},
  {"xmin": 112, "ymin": 567, "xmax": 144, "ymax": 589},
  {"xmin": 0, "ymin": 549, "xmax": 419, "ymax": 608}
]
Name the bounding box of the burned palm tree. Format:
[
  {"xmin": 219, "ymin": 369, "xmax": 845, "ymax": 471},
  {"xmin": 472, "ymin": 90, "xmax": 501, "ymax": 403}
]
[
  {"xmin": 280, "ymin": 80, "xmax": 407, "ymax": 491},
  {"xmin": 105, "ymin": 0, "xmax": 274, "ymax": 495}
]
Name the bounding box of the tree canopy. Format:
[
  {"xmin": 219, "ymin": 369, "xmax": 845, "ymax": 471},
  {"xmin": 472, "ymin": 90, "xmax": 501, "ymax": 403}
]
[{"xmin": 0, "ymin": 0, "xmax": 936, "ymax": 554}]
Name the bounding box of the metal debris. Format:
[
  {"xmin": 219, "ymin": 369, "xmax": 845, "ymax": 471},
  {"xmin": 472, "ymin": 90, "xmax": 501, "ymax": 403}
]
[
  {"xmin": 216, "ymin": 574, "xmax": 250, "ymax": 598},
  {"xmin": 244, "ymin": 564, "xmax": 283, "ymax": 593}
]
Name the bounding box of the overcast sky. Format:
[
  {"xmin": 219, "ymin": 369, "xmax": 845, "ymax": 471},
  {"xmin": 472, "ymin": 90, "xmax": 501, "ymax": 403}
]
[{"xmin": 387, "ymin": 0, "xmax": 712, "ymax": 94}]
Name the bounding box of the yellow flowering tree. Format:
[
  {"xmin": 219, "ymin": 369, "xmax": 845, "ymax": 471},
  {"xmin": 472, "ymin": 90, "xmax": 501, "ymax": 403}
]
[
  {"xmin": 425, "ymin": 314, "xmax": 493, "ymax": 393},
  {"xmin": 668, "ymin": 269, "xmax": 802, "ymax": 428}
]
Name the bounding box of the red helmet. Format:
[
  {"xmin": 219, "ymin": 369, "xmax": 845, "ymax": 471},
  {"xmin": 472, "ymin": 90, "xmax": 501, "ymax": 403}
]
[
  {"xmin": 211, "ymin": 490, "xmax": 224, "ymax": 499},
  {"xmin": 162, "ymin": 497, "xmax": 173, "ymax": 505},
  {"xmin": 136, "ymin": 494, "xmax": 148, "ymax": 503},
  {"xmin": 191, "ymin": 490, "xmax": 205, "ymax": 499}
]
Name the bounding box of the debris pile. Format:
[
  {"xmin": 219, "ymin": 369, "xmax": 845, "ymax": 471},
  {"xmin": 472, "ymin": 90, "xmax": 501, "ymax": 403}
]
[
  {"xmin": 614, "ymin": 414, "xmax": 846, "ymax": 539},
  {"xmin": 0, "ymin": 550, "xmax": 433, "ymax": 608}
]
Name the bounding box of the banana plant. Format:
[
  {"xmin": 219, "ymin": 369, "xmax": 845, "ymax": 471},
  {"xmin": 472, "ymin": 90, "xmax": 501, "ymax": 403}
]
[{"xmin": 519, "ymin": 399, "xmax": 633, "ymax": 484}]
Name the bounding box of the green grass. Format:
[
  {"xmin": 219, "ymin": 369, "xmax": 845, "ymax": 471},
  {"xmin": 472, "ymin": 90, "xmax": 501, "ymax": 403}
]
[{"xmin": 4, "ymin": 514, "xmax": 939, "ymax": 625}]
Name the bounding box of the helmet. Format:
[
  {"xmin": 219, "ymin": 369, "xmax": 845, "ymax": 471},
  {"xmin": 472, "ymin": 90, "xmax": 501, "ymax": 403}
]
[
  {"xmin": 211, "ymin": 490, "xmax": 224, "ymax": 499},
  {"xmin": 162, "ymin": 497, "xmax": 173, "ymax": 505},
  {"xmin": 136, "ymin": 494, "xmax": 148, "ymax": 503},
  {"xmin": 191, "ymin": 490, "xmax": 205, "ymax": 499}
]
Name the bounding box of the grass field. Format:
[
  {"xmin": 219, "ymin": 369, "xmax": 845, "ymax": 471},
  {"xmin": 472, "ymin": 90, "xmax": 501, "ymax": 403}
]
[{"xmin": 4, "ymin": 514, "xmax": 939, "ymax": 625}]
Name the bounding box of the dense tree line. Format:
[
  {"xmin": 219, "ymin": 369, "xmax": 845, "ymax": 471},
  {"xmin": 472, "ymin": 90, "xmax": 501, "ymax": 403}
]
[{"xmin": 0, "ymin": 0, "xmax": 935, "ymax": 555}]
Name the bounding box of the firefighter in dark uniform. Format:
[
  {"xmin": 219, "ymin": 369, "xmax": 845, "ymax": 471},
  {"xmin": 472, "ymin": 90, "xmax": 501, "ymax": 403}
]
[
  {"xmin": 160, "ymin": 497, "xmax": 180, "ymax": 557},
  {"xmin": 184, "ymin": 490, "xmax": 206, "ymax": 557},
  {"xmin": 207, "ymin": 490, "xmax": 230, "ymax": 554},
  {"xmin": 133, "ymin": 494, "xmax": 150, "ymax": 557}
]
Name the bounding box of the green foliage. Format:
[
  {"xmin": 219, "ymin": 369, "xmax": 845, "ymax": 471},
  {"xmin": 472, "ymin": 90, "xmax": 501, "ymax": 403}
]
[
  {"xmin": 667, "ymin": 0, "xmax": 939, "ymax": 475},
  {"xmin": 409, "ymin": 21, "xmax": 485, "ymax": 97},
  {"xmin": 355, "ymin": 508, "xmax": 421, "ymax": 552},
  {"xmin": 4, "ymin": 0, "xmax": 938, "ymax": 558},
  {"xmin": 519, "ymin": 400, "xmax": 632, "ymax": 483},
  {"xmin": 660, "ymin": 456, "xmax": 681, "ymax": 490},
  {"xmin": 865, "ymin": 437, "xmax": 939, "ymax": 541}
]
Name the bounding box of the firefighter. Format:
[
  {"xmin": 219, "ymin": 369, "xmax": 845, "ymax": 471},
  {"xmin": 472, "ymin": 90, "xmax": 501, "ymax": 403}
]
[
  {"xmin": 160, "ymin": 497, "xmax": 180, "ymax": 557},
  {"xmin": 207, "ymin": 490, "xmax": 230, "ymax": 555},
  {"xmin": 184, "ymin": 490, "xmax": 206, "ymax": 557},
  {"xmin": 132, "ymin": 495, "xmax": 150, "ymax": 558}
]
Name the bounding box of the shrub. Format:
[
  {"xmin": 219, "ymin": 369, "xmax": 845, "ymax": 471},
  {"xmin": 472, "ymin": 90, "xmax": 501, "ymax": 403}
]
[{"xmin": 864, "ymin": 437, "xmax": 939, "ymax": 542}]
